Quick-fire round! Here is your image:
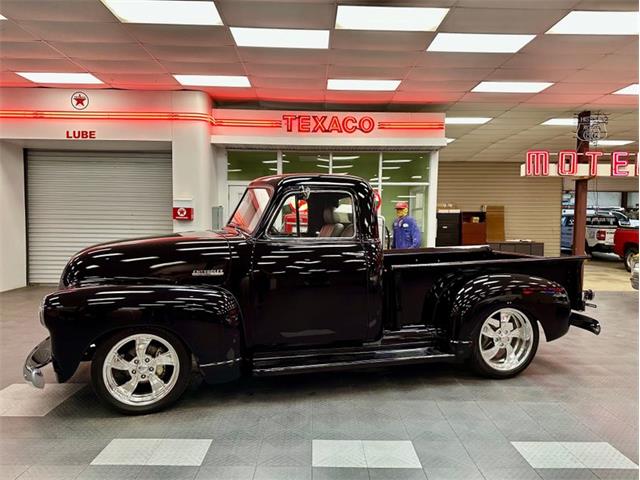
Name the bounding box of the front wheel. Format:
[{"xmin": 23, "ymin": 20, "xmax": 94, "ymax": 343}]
[
  {"xmin": 470, "ymin": 305, "xmax": 539, "ymax": 379},
  {"xmin": 91, "ymin": 329, "xmax": 191, "ymax": 414}
]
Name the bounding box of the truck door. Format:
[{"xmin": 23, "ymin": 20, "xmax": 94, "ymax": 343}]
[{"xmin": 250, "ymin": 188, "xmax": 369, "ymax": 348}]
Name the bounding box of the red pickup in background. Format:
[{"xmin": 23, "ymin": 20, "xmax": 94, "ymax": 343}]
[{"xmin": 613, "ymin": 227, "xmax": 639, "ymax": 271}]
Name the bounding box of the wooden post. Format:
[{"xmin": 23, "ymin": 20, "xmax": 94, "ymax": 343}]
[{"xmin": 572, "ymin": 111, "xmax": 591, "ymax": 256}]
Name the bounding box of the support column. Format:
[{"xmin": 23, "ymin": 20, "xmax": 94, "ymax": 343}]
[
  {"xmin": 427, "ymin": 150, "xmax": 439, "ymax": 247},
  {"xmin": 573, "ymin": 111, "xmax": 590, "ymax": 256},
  {"xmin": 0, "ymin": 141, "xmax": 26, "ymax": 291},
  {"xmin": 171, "ymin": 91, "xmax": 213, "ymax": 232}
]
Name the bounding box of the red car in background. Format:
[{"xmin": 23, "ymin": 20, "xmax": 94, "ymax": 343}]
[{"xmin": 613, "ymin": 227, "xmax": 639, "ymax": 271}]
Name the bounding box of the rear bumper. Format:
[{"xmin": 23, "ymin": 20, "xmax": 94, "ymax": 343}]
[
  {"xmin": 23, "ymin": 337, "xmax": 52, "ymax": 389},
  {"xmin": 569, "ymin": 312, "xmax": 601, "ymax": 335}
]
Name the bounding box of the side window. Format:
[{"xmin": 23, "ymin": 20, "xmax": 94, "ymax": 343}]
[{"xmin": 268, "ymin": 190, "xmax": 355, "ymax": 239}]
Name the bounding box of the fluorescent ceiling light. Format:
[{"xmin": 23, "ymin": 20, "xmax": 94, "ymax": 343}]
[
  {"xmin": 335, "ymin": 5, "xmax": 448, "ymax": 31},
  {"xmin": 472, "ymin": 81, "xmax": 553, "ymax": 93},
  {"xmin": 383, "ymin": 159, "xmax": 412, "ymax": 163},
  {"xmin": 542, "ymin": 118, "xmax": 578, "ymax": 126},
  {"xmin": 16, "ymin": 72, "xmax": 103, "ymax": 84},
  {"xmin": 173, "ymin": 75, "xmax": 250, "ymax": 87},
  {"xmin": 101, "ymin": 0, "xmax": 222, "ymax": 25},
  {"xmin": 328, "ymin": 79, "xmax": 400, "ymax": 91},
  {"xmin": 613, "ymin": 84, "xmax": 639, "ymax": 95},
  {"xmin": 231, "ymin": 27, "xmax": 329, "ymax": 49},
  {"xmin": 382, "ymin": 166, "xmax": 401, "ymax": 170},
  {"xmin": 228, "ymin": 169, "xmax": 242, "ymax": 173},
  {"xmin": 446, "ymin": 138, "xmax": 456, "ymax": 144},
  {"xmin": 411, "ymin": 175, "xmax": 423, "ymax": 179},
  {"xmin": 427, "ymin": 33, "xmax": 535, "ymax": 53},
  {"xmin": 590, "ymin": 140, "xmax": 634, "ymax": 146},
  {"xmin": 445, "ymin": 117, "xmax": 492, "ymax": 125},
  {"xmin": 547, "ymin": 11, "xmax": 638, "ymax": 35},
  {"xmin": 316, "ymin": 164, "xmax": 331, "ymax": 169},
  {"xmin": 317, "ymin": 157, "xmax": 331, "ymax": 162},
  {"xmin": 333, "ymin": 164, "xmax": 353, "ymax": 169},
  {"xmin": 0, "ymin": 14, "xmax": 6, "ymax": 20},
  {"xmin": 333, "ymin": 155, "xmax": 359, "ymax": 160}
]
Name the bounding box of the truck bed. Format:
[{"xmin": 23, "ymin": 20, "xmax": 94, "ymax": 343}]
[{"xmin": 383, "ymin": 245, "xmax": 586, "ymax": 329}]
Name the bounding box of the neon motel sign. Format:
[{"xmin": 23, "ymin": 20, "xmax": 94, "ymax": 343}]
[{"xmin": 522, "ymin": 150, "xmax": 638, "ymax": 177}]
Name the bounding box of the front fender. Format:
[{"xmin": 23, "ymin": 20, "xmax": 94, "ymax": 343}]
[
  {"xmin": 448, "ymin": 274, "xmax": 572, "ymax": 344},
  {"xmin": 42, "ymin": 285, "xmax": 242, "ymax": 383}
]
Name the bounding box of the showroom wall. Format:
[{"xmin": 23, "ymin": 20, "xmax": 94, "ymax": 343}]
[
  {"xmin": 0, "ymin": 141, "xmax": 26, "ymax": 291},
  {"xmin": 438, "ymin": 162, "xmax": 563, "ymax": 256}
]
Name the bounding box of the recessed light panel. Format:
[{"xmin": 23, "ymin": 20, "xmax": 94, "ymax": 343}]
[
  {"xmin": 446, "ymin": 138, "xmax": 456, "ymax": 144},
  {"xmin": 327, "ymin": 79, "xmax": 401, "ymax": 91},
  {"xmin": 541, "ymin": 118, "xmax": 578, "ymax": 126},
  {"xmin": 335, "ymin": 5, "xmax": 449, "ymax": 32},
  {"xmin": 591, "ymin": 140, "xmax": 634, "ymax": 146},
  {"xmin": 0, "ymin": 14, "xmax": 6, "ymax": 20},
  {"xmin": 472, "ymin": 81, "xmax": 553, "ymax": 93},
  {"xmin": 231, "ymin": 27, "xmax": 329, "ymax": 49},
  {"xmin": 427, "ymin": 33, "xmax": 535, "ymax": 53},
  {"xmin": 101, "ymin": 0, "xmax": 222, "ymax": 25},
  {"xmin": 445, "ymin": 117, "xmax": 492, "ymax": 125},
  {"xmin": 173, "ymin": 75, "xmax": 250, "ymax": 87},
  {"xmin": 613, "ymin": 84, "xmax": 639, "ymax": 95},
  {"xmin": 547, "ymin": 10, "xmax": 638, "ymax": 35},
  {"xmin": 16, "ymin": 72, "xmax": 103, "ymax": 84}
]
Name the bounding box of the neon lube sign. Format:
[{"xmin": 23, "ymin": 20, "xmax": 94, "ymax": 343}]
[
  {"xmin": 281, "ymin": 114, "xmax": 375, "ymax": 134},
  {"xmin": 525, "ymin": 150, "xmax": 638, "ymax": 177}
]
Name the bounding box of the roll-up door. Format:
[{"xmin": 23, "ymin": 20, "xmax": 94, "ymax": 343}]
[
  {"xmin": 438, "ymin": 162, "xmax": 562, "ymax": 256},
  {"xmin": 27, "ymin": 150, "xmax": 173, "ymax": 284}
]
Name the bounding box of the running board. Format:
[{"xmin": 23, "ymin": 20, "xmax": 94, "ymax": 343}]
[{"xmin": 252, "ymin": 345, "xmax": 455, "ymax": 377}]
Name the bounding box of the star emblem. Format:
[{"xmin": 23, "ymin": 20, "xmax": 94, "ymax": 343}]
[{"xmin": 71, "ymin": 91, "xmax": 88, "ymax": 110}]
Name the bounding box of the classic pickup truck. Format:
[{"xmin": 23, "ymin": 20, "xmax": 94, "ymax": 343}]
[{"xmin": 25, "ymin": 174, "xmax": 600, "ymax": 413}]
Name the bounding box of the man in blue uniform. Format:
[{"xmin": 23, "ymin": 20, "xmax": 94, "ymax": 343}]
[{"xmin": 391, "ymin": 201, "xmax": 421, "ymax": 249}]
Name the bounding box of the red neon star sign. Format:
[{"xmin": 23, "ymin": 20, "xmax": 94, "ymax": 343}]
[{"xmin": 71, "ymin": 91, "xmax": 88, "ymax": 110}]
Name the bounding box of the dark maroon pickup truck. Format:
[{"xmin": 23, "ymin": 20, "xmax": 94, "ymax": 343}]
[{"xmin": 25, "ymin": 174, "xmax": 600, "ymax": 413}]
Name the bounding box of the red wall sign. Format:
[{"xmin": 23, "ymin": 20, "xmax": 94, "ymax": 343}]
[
  {"xmin": 523, "ymin": 150, "xmax": 638, "ymax": 177},
  {"xmin": 173, "ymin": 207, "xmax": 193, "ymax": 221},
  {"xmin": 65, "ymin": 130, "xmax": 96, "ymax": 139}
]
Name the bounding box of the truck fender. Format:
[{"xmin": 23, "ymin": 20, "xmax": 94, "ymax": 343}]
[
  {"xmin": 42, "ymin": 285, "xmax": 243, "ymax": 383},
  {"xmin": 446, "ymin": 273, "xmax": 572, "ymax": 345}
]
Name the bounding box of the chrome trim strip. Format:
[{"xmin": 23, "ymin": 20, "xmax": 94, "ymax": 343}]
[
  {"xmin": 23, "ymin": 337, "xmax": 52, "ymax": 389},
  {"xmin": 199, "ymin": 357, "xmax": 242, "ymax": 368}
]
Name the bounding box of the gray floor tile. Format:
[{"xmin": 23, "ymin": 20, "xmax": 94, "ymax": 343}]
[
  {"xmin": 561, "ymin": 443, "xmax": 638, "ymax": 469},
  {"xmin": 480, "ymin": 466, "xmax": 543, "ymax": 480},
  {"xmin": 253, "ymin": 466, "xmax": 312, "ymax": 480},
  {"xmin": 312, "ymin": 440, "xmax": 366, "ymax": 468},
  {"xmin": 512, "ymin": 442, "xmax": 584, "ymax": 469},
  {"xmin": 76, "ymin": 466, "xmax": 143, "ymax": 480},
  {"xmin": 0, "ymin": 465, "xmax": 28, "ymax": 480},
  {"xmin": 362, "ymin": 441, "xmax": 422, "ymax": 469},
  {"xmin": 0, "ymin": 384, "xmax": 85, "ymax": 417},
  {"xmin": 423, "ymin": 465, "xmax": 485, "ymax": 480},
  {"xmin": 194, "ymin": 466, "xmax": 256, "ymax": 480},
  {"xmin": 17, "ymin": 465, "xmax": 85, "ymax": 480},
  {"xmin": 312, "ymin": 467, "xmax": 369, "ymax": 480},
  {"xmin": 535, "ymin": 469, "xmax": 599, "ymax": 480},
  {"xmin": 135, "ymin": 466, "xmax": 198, "ymax": 480},
  {"xmin": 592, "ymin": 469, "xmax": 640, "ymax": 479},
  {"xmin": 412, "ymin": 440, "xmax": 476, "ymax": 469},
  {"xmin": 369, "ymin": 468, "xmax": 427, "ymax": 479}
]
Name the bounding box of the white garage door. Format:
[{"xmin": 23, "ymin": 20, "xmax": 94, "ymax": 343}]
[{"xmin": 27, "ymin": 150, "xmax": 173, "ymax": 284}]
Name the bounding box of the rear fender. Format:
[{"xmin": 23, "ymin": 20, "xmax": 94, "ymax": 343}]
[
  {"xmin": 42, "ymin": 285, "xmax": 243, "ymax": 383},
  {"xmin": 447, "ymin": 274, "xmax": 572, "ymax": 344}
]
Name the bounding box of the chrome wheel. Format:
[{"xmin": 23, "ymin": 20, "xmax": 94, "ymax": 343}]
[
  {"xmin": 478, "ymin": 308, "xmax": 534, "ymax": 372},
  {"xmin": 102, "ymin": 333, "xmax": 180, "ymax": 407}
]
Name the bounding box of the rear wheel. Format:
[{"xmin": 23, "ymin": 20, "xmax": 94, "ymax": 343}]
[
  {"xmin": 624, "ymin": 247, "xmax": 638, "ymax": 272},
  {"xmin": 470, "ymin": 305, "xmax": 539, "ymax": 378},
  {"xmin": 91, "ymin": 329, "xmax": 191, "ymax": 414}
]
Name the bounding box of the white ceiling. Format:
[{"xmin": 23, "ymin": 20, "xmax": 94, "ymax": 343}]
[{"xmin": 0, "ymin": 0, "xmax": 638, "ymax": 162}]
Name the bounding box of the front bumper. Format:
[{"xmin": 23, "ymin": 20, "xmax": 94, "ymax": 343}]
[
  {"xmin": 569, "ymin": 312, "xmax": 601, "ymax": 335},
  {"xmin": 23, "ymin": 337, "xmax": 52, "ymax": 388}
]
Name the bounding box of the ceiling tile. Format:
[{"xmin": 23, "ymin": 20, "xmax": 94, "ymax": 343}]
[
  {"xmin": 523, "ymin": 93, "xmax": 605, "ymax": 105},
  {"xmin": 328, "ymin": 65, "xmax": 410, "ymax": 80},
  {"xmin": 573, "ymin": 0, "xmax": 639, "ymax": 10},
  {"xmin": 17, "ymin": 20, "xmax": 133, "ymax": 43},
  {"xmin": 245, "ymin": 63, "xmax": 326, "ymax": 78},
  {"xmin": 545, "ymin": 82, "xmax": 633, "ymax": 95},
  {"xmin": 99, "ymin": 73, "xmax": 179, "ymax": 86},
  {"xmin": 0, "ymin": 0, "xmax": 116, "ymax": 22},
  {"xmin": 197, "ymin": 87, "xmax": 258, "ymax": 102},
  {"xmin": 399, "ymin": 79, "xmax": 477, "ymax": 92},
  {"xmin": 51, "ymin": 42, "xmax": 150, "ymax": 61},
  {"xmin": 407, "ymin": 67, "xmax": 494, "ymax": 81},
  {"xmin": 217, "ymin": 0, "xmax": 335, "ymax": 28},
  {"xmin": 325, "ymin": 91, "xmax": 395, "ymax": 104},
  {"xmin": 251, "ymin": 76, "xmax": 325, "ymax": 89},
  {"xmin": 331, "ymin": 31, "xmax": 433, "ymax": 52},
  {"xmin": 561, "ymin": 69, "xmax": 638, "ymax": 84},
  {"xmin": 521, "ymin": 35, "xmax": 637, "ymax": 55},
  {"xmin": 416, "ymin": 52, "xmax": 511, "ymax": 68},
  {"xmin": 0, "ymin": 57, "xmax": 83, "ymax": 72},
  {"xmin": 144, "ymin": 45, "xmax": 240, "ymax": 63},
  {"xmin": 0, "ymin": 70, "xmax": 35, "ymax": 86},
  {"xmin": 126, "ymin": 25, "xmax": 234, "ymax": 47},
  {"xmin": 0, "ymin": 21, "xmax": 38, "ymax": 41},
  {"xmin": 484, "ymin": 68, "xmax": 573, "ymax": 83},
  {"xmin": 159, "ymin": 61, "xmax": 246, "ymax": 76},
  {"xmin": 240, "ymin": 47, "xmax": 329, "ymax": 65},
  {"xmin": 455, "ymin": 0, "xmax": 576, "ymax": 8},
  {"xmin": 392, "ymin": 91, "xmax": 465, "ymax": 104},
  {"xmin": 76, "ymin": 59, "xmax": 166, "ymax": 74},
  {"xmin": 0, "ymin": 41, "xmax": 63, "ymax": 59},
  {"xmin": 439, "ymin": 8, "xmax": 567, "ymax": 33},
  {"xmin": 330, "ymin": 49, "xmax": 419, "ymax": 68},
  {"xmin": 500, "ymin": 52, "xmax": 603, "ymax": 70},
  {"xmin": 586, "ymin": 54, "xmax": 639, "ymax": 72},
  {"xmin": 256, "ymin": 87, "xmax": 326, "ymax": 102}
]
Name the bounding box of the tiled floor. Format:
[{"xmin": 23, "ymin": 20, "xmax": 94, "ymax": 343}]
[{"xmin": 0, "ymin": 278, "xmax": 637, "ymax": 480}]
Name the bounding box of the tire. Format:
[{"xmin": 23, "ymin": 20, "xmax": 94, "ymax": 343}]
[
  {"xmin": 91, "ymin": 328, "xmax": 191, "ymax": 414},
  {"xmin": 624, "ymin": 247, "xmax": 638, "ymax": 272},
  {"xmin": 584, "ymin": 242, "xmax": 592, "ymax": 256},
  {"xmin": 470, "ymin": 304, "xmax": 539, "ymax": 379}
]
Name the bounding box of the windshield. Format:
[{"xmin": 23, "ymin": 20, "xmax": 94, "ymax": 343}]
[{"xmin": 227, "ymin": 187, "xmax": 272, "ymax": 233}]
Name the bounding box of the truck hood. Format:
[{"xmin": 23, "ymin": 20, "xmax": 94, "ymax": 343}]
[{"xmin": 60, "ymin": 228, "xmax": 243, "ymax": 288}]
